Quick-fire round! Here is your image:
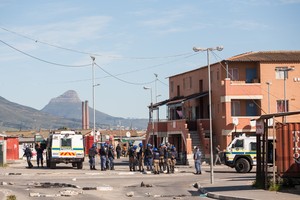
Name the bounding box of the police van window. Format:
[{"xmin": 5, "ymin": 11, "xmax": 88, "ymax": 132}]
[
  {"xmin": 250, "ymin": 142, "xmax": 256, "ymax": 151},
  {"xmin": 61, "ymin": 138, "xmax": 72, "ymax": 150},
  {"xmin": 235, "ymin": 139, "xmax": 244, "ymax": 148}
]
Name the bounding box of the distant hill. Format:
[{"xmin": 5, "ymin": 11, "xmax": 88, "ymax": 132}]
[
  {"xmin": 0, "ymin": 90, "xmax": 148, "ymax": 131},
  {"xmin": 0, "ymin": 96, "xmax": 82, "ymax": 131},
  {"xmin": 41, "ymin": 90, "xmax": 148, "ymax": 130}
]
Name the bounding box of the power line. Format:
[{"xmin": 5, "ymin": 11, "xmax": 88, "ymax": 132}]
[
  {"xmin": 95, "ymin": 63, "xmax": 155, "ymax": 85},
  {"xmin": 0, "ymin": 39, "xmax": 91, "ymax": 68},
  {"xmin": 1, "ymin": 26, "xmax": 195, "ymax": 60}
]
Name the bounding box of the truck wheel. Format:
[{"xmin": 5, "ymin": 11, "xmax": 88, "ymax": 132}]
[
  {"xmin": 46, "ymin": 160, "xmax": 50, "ymax": 168},
  {"xmin": 235, "ymin": 158, "xmax": 250, "ymax": 173},
  {"xmin": 72, "ymin": 163, "xmax": 77, "ymax": 168},
  {"xmin": 77, "ymin": 162, "xmax": 83, "ymax": 169},
  {"xmin": 50, "ymin": 162, "xmax": 56, "ymax": 169}
]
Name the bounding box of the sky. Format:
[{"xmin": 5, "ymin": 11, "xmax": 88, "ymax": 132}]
[{"xmin": 0, "ymin": 0, "xmax": 300, "ymax": 119}]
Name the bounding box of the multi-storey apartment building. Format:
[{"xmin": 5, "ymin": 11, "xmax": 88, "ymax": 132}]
[{"xmin": 145, "ymin": 51, "xmax": 300, "ymax": 162}]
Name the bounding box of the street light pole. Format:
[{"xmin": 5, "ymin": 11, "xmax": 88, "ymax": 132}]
[
  {"xmin": 144, "ymin": 86, "xmax": 154, "ymax": 146},
  {"xmin": 275, "ymin": 67, "xmax": 294, "ymax": 123},
  {"xmin": 91, "ymin": 56, "xmax": 96, "ymax": 143},
  {"xmin": 193, "ymin": 46, "xmax": 223, "ymax": 184}
]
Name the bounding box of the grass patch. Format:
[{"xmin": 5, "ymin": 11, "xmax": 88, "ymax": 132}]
[{"xmin": 6, "ymin": 195, "xmax": 16, "ymax": 200}]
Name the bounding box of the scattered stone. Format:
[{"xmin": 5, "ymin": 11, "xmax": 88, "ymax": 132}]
[
  {"xmin": 8, "ymin": 173, "xmax": 21, "ymax": 176},
  {"xmin": 60, "ymin": 190, "xmax": 80, "ymax": 196},
  {"xmin": 1, "ymin": 182, "xmax": 8, "ymax": 185},
  {"xmin": 141, "ymin": 181, "xmax": 152, "ymax": 187},
  {"xmin": 96, "ymin": 186, "xmax": 113, "ymax": 191},
  {"xmin": 153, "ymin": 194, "xmax": 161, "ymax": 198},
  {"xmin": 82, "ymin": 187, "xmax": 96, "ymax": 190},
  {"xmin": 126, "ymin": 191, "xmax": 134, "ymax": 197},
  {"xmin": 29, "ymin": 193, "xmax": 40, "ymax": 197},
  {"xmin": 72, "ymin": 178, "xmax": 77, "ymax": 181},
  {"xmin": 145, "ymin": 192, "xmax": 151, "ymax": 197},
  {"xmin": 193, "ymin": 183, "xmax": 199, "ymax": 188}
]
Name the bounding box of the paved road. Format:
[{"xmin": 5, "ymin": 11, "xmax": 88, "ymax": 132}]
[{"xmin": 0, "ymin": 157, "xmax": 214, "ymax": 200}]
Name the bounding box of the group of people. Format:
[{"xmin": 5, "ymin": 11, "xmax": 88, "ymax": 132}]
[
  {"xmin": 88, "ymin": 143, "xmax": 115, "ymax": 171},
  {"xmin": 127, "ymin": 142, "xmax": 178, "ymax": 174},
  {"xmin": 88, "ymin": 142, "xmax": 178, "ymax": 174},
  {"xmin": 23, "ymin": 142, "xmax": 45, "ymax": 168}
]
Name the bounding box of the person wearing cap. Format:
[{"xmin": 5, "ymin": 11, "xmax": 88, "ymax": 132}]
[
  {"xmin": 170, "ymin": 145, "xmax": 177, "ymax": 173},
  {"xmin": 158, "ymin": 143, "xmax": 166, "ymax": 173},
  {"xmin": 23, "ymin": 145, "xmax": 33, "ymax": 168},
  {"xmin": 144, "ymin": 143, "xmax": 153, "ymax": 171},
  {"xmin": 99, "ymin": 143, "xmax": 108, "ymax": 171},
  {"xmin": 128, "ymin": 144, "xmax": 137, "ymax": 171},
  {"xmin": 108, "ymin": 145, "xmax": 115, "ymax": 170},
  {"xmin": 137, "ymin": 143, "xmax": 145, "ymax": 172},
  {"xmin": 193, "ymin": 146, "xmax": 202, "ymax": 175},
  {"xmin": 88, "ymin": 143, "xmax": 98, "ymax": 170},
  {"xmin": 153, "ymin": 147, "xmax": 160, "ymax": 174}
]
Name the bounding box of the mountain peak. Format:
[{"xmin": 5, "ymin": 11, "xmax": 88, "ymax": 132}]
[{"xmin": 49, "ymin": 90, "xmax": 81, "ymax": 104}]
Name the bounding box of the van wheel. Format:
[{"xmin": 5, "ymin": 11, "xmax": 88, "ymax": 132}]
[
  {"xmin": 72, "ymin": 163, "xmax": 77, "ymax": 167},
  {"xmin": 50, "ymin": 162, "xmax": 56, "ymax": 169},
  {"xmin": 235, "ymin": 158, "xmax": 250, "ymax": 173},
  {"xmin": 77, "ymin": 162, "xmax": 83, "ymax": 169}
]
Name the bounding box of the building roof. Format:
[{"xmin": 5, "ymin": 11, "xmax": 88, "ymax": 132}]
[{"xmin": 227, "ymin": 51, "xmax": 300, "ymax": 62}]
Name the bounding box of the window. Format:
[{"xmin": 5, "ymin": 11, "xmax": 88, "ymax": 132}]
[
  {"xmin": 61, "ymin": 138, "xmax": 72, "ymax": 150},
  {"xmin": 228, "ymin": 68, "xmax": 239, "ymax": 81},
  {"xmin": 277, "ymin": 100, "xmax": 289, "ymax": 112},
  {"xmin": 250, "ymin": 142, "xmax": 256, "ymax": 151},
  {"xmin": 235, "ymin": 139, "xmax": 244, "ymax": 148},
  {"xmin": 231, "ymin": 101, "xmax": 241, "ymax": 116},
  {"xmin": 170, "ymin": 81, "xmax": 174, "ymax": 93}
]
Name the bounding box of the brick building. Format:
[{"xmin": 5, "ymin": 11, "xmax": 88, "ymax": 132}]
[{"xmin": 145, "ymin": 51, "xmax": 300, "ymax": 162}]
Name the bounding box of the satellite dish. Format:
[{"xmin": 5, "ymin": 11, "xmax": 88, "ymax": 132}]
[{"xmin": 126, "ymin": 131, "xmax": 131, "ymax": 137}]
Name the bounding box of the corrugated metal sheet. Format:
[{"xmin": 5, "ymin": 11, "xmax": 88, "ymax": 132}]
[
  {"xmin": 5, "ymin": 137, "xmax": 19, "ymax": 160},
  {"xmin": 276, "ymin": 123, "xmax": 300, "ymax": 178},
  {"xmin": 84, "ymin": 135, "xmax": 94, "ymax": 155}
]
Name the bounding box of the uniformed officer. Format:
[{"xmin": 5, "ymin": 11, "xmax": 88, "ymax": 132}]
[
  {"xmin": 88, "ymin": 143, "xmax": 98, "ymax": 170},
  {"xmin": 137, "ymin": 143, "xmax": 145, "ymax": 172},
  {"xmin": 144, "ymin": 143, "xmax": 153, "ymax": 171},
  {"xmin": 128, "ymin": 145, "xmax": 137, "ymax": 171},
  {"xmin": 99, "ymin": 143, "xmax": 108, "ymax": 171},
  {"xmin": 158, "ymin": 143, "xmax": 166, "ymax": 173},
  {"xmin": 107, "ymin": 145, "xmax": 115, "ymax": 170},
  {"xmin": 153, "ymin": 147, "xmax": 160, "ymax": 174},
  {"xmin": 170, "ymin": 145, "xmax": 177, "ymax": 173}
]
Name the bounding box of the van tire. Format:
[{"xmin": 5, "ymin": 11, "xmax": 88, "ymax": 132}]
[
  {"xmin": 235, "ymin": 158, "xmax": 250, "ymax": 173},
  {"xmin": 50, "ymin": 162, "xmax": 56, "ymax": 169},
  {"xmin": 77, "ymin": 162, "xmax": 83, "ymax": 169}
]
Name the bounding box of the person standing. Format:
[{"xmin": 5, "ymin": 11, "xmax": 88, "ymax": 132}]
[
  {"xmin": 99, "ymin": 143, "xmax": 108, "ymax": 171},
  {"xmin": 137, "ymin": 143, "xmax": 144, "ymax": 172},
  {"xmin": 153, "ymin": 147, "xmax": 160, "ymax": 174},
  {"xmin": 108, "ymin": 145, "xmax": 115, "ymax": 170},
  {"xmin": 128, "ymin": 145, "xmax": 137, "ymax": 171},
  {"xmin": 24, "ymin": 145, "xmax": 33, "ymax": 168},
  {"xmin": 214, "ymin": 144, "xmax": 222, "ymax": 166},
  {"xmin": 144, "ymin": 144, "xmax": 153, "ymax": 171},
  {"xmin": 193, "ymin": 146, "xmax": 202, "ymax": 175},
  {"xmin": 158, "ymin": 143, "xmax": 165, "ymax": 173},
  {"xmin": 170, "ymin": 145, "xmax": 177, "ymax": 173},
  {"xmin": 116, "ymin": 144, "xmax": 121, "ymax": 159},
  {"xmin": 88, "ymin": 143, "xmax": 98, "ymax": 170},
  {"xmin": 35, "ymin": 143, "xmax": 44, "ymax": 168}
]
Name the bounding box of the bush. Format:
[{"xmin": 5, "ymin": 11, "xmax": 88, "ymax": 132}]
[{"xmin": 6, "ymin": 195, "xmax": 16, "ymax": 200}]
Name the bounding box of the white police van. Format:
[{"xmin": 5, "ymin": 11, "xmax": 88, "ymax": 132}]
[{"xmin": 46, "ymin": 131, "xmax": 85, "ymax": 169}]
